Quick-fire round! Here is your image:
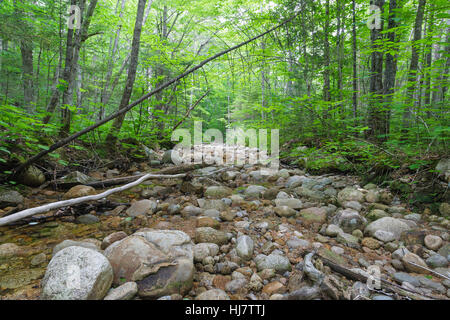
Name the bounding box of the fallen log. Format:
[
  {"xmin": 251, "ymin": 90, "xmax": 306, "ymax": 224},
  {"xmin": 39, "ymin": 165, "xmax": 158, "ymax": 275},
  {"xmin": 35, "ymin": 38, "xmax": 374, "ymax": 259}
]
[
  {"xmin": 0, "ymin": 173, "xmax": 185, "ymax": 227},
  {"xmin": 49, "ymin": 163, "xmax": 209, "ymax": 190},
  {"xmin": 317, "ymin": 254, "xmax": 435, "ymax": 300}
]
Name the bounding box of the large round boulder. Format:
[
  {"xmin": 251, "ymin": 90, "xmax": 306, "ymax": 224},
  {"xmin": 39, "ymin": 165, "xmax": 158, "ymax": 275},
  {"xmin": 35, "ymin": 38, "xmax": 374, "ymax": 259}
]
[{"xmin": 41, "ymin": 246, "xmax": 113, "ymax": 300}]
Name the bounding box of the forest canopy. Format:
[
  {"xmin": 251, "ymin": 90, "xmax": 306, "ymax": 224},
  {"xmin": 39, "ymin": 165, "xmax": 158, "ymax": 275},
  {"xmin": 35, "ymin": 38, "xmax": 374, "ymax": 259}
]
[{"xmin": 0, "ymin": 0, "xmax": 449, "ymax": 177}]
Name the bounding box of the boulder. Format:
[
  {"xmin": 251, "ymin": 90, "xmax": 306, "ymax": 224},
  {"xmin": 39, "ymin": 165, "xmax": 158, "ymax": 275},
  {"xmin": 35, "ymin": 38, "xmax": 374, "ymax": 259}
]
[
  {"xmin": 365, "ymin": 217, "xmax": 411, "ymax": 241},
  {"xmin": 41, "ymin": 246, "xmax": 113, "ymax": 300}
]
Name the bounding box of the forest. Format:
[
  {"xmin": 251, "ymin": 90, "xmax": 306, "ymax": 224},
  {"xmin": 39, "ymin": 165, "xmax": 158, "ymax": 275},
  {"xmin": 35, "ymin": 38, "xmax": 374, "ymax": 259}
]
[{"xmin": 0, "ymin": 0, "xmax": 449, "ymax": 302}]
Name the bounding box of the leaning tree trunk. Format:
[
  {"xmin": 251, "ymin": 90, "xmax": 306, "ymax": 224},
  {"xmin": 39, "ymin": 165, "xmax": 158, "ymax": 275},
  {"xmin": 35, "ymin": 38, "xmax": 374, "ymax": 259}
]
[{"xmin": 105, "ymin": 0, "xmax": 148, "ymax": 147}]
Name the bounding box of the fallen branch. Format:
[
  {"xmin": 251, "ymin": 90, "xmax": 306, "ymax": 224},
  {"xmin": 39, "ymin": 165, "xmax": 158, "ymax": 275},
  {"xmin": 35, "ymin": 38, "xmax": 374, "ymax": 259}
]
[
  {"xmin": 9, "ymin": 13, "xmax": 299, "ymax": 180},
  {"xmin": 317, "ymin": 254, "xmax": 434, "ymax": 300},
  {"xmin": 49, "ymin": 163, "xmax": 209, "ymax": 189},
  {"xmin": 403, "ymin": 260, "xmax": 450, "ymax": 281},
  {"xmin": 0, "ymin": 173, "xmax": 185, "ymax": 227}
]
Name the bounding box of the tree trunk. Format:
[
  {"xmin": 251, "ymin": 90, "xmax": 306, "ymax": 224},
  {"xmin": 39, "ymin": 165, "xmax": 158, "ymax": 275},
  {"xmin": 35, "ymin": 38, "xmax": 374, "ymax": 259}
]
[
  {"xmin": 105, "ymin": 0, "xmax": 147, "ymax": 146},
  {"xmin": 323, "ymin": 0, "xmax": 331, "ymax": 126},
  {"xmin": 60, "ymin": 0, "xmax": 98, "ymax": 137},
  {"xmin": 423, "ymin": 5, "xmax": 433, "ymax": 118},
  {"xmin": 99, "ymin": 0, "xmax": 127, "ymax": 120},
  {"xmin": 20, "ymin": 40, "xmax": 34, "ymax": 111},
  {"xmin": 367, "ymin": 0, "xmax": 386, "ymax": 142},
  {"xmin": 402, "ymin": 0, "xmax": 426, "ymax": 130},
  {"xmin": 352, "ymin": 0, "xmax": 358, "ymax": 122},
  {"xmin": 383, "ymin": 0, "xmax": 400, "ymax": 138}
]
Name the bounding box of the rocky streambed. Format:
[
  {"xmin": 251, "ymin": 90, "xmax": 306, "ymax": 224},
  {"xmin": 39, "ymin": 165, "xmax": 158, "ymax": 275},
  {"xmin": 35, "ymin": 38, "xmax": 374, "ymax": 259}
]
[{"xmin": 0, "ymin": 148, "xmax": 449, "ymax": 300}]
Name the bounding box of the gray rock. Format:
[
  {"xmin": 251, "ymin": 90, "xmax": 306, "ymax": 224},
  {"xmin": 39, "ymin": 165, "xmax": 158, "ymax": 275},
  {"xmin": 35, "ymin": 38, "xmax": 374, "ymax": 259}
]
[
  {"xmin": 195, "ymin": 289, "xmax": 230, "ymax": 300},
  {"xmin": 236, "ymin": 235, "xmax": 254, "ymax": 261},
  {"xmin": 244, "ymin": 185, "xmax": 267, "ymax": 199},
  {"xmin": 195, "ymin": 227, "xmax": 228, "ymax": 245},
  {"xmin": 337, "ymin": 187, "xmax": 364, "ymax": 204},
  {"xmin": 104, "ymin": 235, "xmax": 193, "ymax": 299},
  {"xmin": 342, "ymin": 201, "xmax": 362, "ymax": 212},
  {"xmin": 285, "ymin": 176, "xmax": 307, "ymax": 188},
  {"xmin": 181, "ymin": 205, "xmax": 204, "ymax": 217},
  {"xmin": 372, "ymin": 295, "xmax": 394, "ymax": 300},
  {"xmin": 373, "ymin": 230, "xmax": 396, "ymax": 242},
  {"xmin": 75, "ymin": 214, "xmax": 99, "ymax": 225},
  {"xmin": 104, "ymin": 282, "xmax": 138, "ymax": 300},
  {"xmin": 193, "ymin": 243, "xmax": 219, "ymax": 262},
  {"xmin": 126, "ymin": 200, "xmax": 157, "ymax": 217},
  {"xmin": 30, "ymin": 253, "xmax": 47, "ymax": 266},
  {"xmin": 365, "ymin": 217, "xmax": 411, "ymax": 240},
  {"xmin": 336, "ymin": 233, "xmax": 360, "ymax": 249},
  {"xmin": 52, "ymin": 240, "xmax": 100, "ymax": 257},
  {"xmin": 203, "ymin": 209, "xmax": 220, "ymax": 219},
  {"xmin": 167, "ymin": 204, "xmax": 181, "ymax": 215},
  {"xmin": 133, "ymin": 229, "xmax": 193, "ymax": 260},
  {"xmin": 274, "ymin": 206, "xmax": 297, "ymax": 218},
  {"xmin": 287, "ymin": 238, "xmax": 310, "ymax": 250},
  {"xmin": 404, "ymin": 213, "xmax": 422, "ymax": 223},
  {"xmin": 136, "ymin": 258, "xmax": 194, "ymax": 299},
  {"xmin": 424, "ymin": 235, "xmax": 443, "ymax": 251},
  {"xmin": 225, "ymin": 279, "xmax": 247, "ymax": 293},
  {"xmin": 255, "ymin": 253, "xmax": 291, "ymax": 273},
  {"xmin": 41, "ymin": 246, "xmax": 113, "ymax": 300},
  {"xmin": 392, "ymin": 248, "xmax": 410, "ymax": 260},
  {"xmin": 438, "ymin": 243, "xmax": 450, "ymax": 258},
  {"xmin": 274, "ymin": 198, "xmax": 303, "ymax": 209},
  {"xmin": 197, "ymin": 199, "xmax": 228, "ymax": 211},
  {"xmin": 325, "ymin": 224, "xmax": 344, "ymax": 237},
  {"xmin": 393, "ymin": 272, "xmax": 421, "ymax": 286},
  {"xmin": 101, "ymin": 232, "xmax": 128, "ymax": 250},
  {"xmin": 0, "ymin": 243, "xmax": 23, "ymax": 259},
  {"xmin": 0, "ymin": 190, "xmax": 24, "ymax": 208},
  {"xmin": 426, "ymin": 254, "xmax": 448, "ymax": 268},
  {"xmin": 332, "ymin": 208, "xmax": 367, "ymax": 233},
  {"xmin": 418, "ymin": 276, "xmax": 446, "ymax": 293},
  {"xmin": 205, "ymin": 186, "xmax": 232, "ymax": 199}
]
